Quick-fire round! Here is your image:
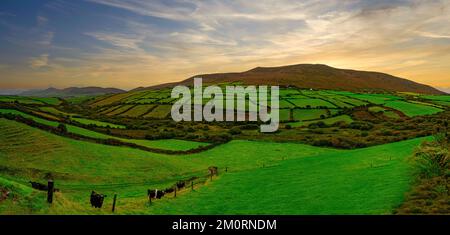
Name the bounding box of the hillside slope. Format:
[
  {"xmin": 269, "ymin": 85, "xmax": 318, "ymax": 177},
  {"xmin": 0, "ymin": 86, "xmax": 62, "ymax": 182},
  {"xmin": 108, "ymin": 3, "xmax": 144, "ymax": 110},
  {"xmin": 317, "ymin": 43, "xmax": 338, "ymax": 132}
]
[{"xmin": 140, "ymin": 64, "xmax": 443, "ymax": 94}]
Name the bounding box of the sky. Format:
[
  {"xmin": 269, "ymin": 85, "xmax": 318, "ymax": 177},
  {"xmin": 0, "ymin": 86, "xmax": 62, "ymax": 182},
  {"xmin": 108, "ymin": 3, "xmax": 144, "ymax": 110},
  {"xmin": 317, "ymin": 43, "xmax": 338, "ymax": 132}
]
[{"xmin": 0, "ymin": 0, "xmax": 449, "ymax": 91}]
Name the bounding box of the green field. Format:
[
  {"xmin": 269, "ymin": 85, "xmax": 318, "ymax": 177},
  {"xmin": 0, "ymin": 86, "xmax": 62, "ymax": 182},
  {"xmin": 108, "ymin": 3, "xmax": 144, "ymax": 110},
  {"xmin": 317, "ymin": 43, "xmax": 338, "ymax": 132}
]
[
  {"xmin": 0, "ymin": 109, "xmax": 207, "ymax": 151},
  {"xmin": 143, "ymin": 105, "xmax": 172, "ymax": 118},
  {"xmin": 293, "ymin": 109, "xmax": 329, "ymax": 121},
  {"xmin": 384, "ymin": 101, "xmax": 443, "ymax": 117},
  {"xmin": 71, "ymin": 117, "xmax": 126, "ymax": 129},
  {"xmin": 288, "ymin": 115, "xmax": 353, "ymax": 127},
  {"xmin": 1, "ymin": 89, "xmax": 449, "ymax": 215},
  {"xmin": 0, "ymin": 118, "xmax": 428, "ymax": 214},
  {"xmin": 287, "ymin": 98, "xmax": 336, "ymax": 108},
  {"xmin": 39, "ymin": 107, "xmax": 74, "ymax": 117},
  {"xmin": 0, "ymin": 109, "xmax": 60, "ymax": 127},
  {"xmin": 368, "ymin": 106, "xmax": 401, "ymax": 119},
  {"xmin": 120, "ymin": 105, "xmax": 155, "ymax": 117}
]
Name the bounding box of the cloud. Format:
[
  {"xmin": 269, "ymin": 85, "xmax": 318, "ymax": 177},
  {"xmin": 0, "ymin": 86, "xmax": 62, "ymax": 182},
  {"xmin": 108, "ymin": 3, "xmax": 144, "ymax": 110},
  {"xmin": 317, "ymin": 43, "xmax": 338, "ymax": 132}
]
[
  {"xmin": 3, "ymin": 0, "xmax": 450, "ymax": 89},
  {"xmin": 29, "ymin": 54, "xmax": 50, "ymax": 69},
  {"xmin": 38, "ymin": 31, "xmax": 54, "ymax": 46},
  {"xmin": 415, "ymin": 31, "xmax": 450, "ymax": 39},
  {"xmin": 37, "ymin": 15, "xmax": 48, "ymax": 26}
]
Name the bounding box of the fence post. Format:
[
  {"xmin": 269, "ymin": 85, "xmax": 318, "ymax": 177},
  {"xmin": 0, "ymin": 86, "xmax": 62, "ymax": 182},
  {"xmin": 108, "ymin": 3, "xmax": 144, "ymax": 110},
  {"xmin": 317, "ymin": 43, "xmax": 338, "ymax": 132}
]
[
  {"xmin": 47, "ymin": 180, "xmax": 54, "ymax": 203},
  {"xmin": 174, "ymin": 187, "xmax": 177, "ymax": 198},
  {"xmin": 191, "ymin": 181, "xmax": 194, "ymax": 191},
  {"xmin": 148, "ymin": 190, "xmax": 152, "ymax": 205},
  {"xmin": 112, "ymin": 194, "xmax": 117, "ymax": 213}
]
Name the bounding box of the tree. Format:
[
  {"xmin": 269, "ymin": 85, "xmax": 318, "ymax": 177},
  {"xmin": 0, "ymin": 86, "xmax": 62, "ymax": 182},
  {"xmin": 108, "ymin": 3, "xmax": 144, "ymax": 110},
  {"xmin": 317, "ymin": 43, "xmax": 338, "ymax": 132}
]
[{"xmin": 57, "ymin": 123, "xmax": 67, "ymax": 133}]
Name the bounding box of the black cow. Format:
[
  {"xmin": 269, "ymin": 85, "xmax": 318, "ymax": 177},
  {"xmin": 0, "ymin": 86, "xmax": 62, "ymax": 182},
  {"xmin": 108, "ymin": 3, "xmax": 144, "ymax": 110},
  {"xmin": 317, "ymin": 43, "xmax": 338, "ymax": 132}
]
[
  {"xmin": 29, "ymin": 181, "xmax": 47, "ymax": 191},
  {"xmin": 165, "ymin": 187, "xmax": 174, "ymax": 193},
  {"xmin": 147, "ymin": 189, "xmax": 165, "ymax": 199},
  {"xmin": 29, "ymin": 181, "xmax": 60, "ymax": 192},
  {"xmin": 176, "ymin": 181, "xmax": 185, "ymax": 189},
  {"xmin": 90, "ymin": 191, "xmax": 107, "ymax": 208}
]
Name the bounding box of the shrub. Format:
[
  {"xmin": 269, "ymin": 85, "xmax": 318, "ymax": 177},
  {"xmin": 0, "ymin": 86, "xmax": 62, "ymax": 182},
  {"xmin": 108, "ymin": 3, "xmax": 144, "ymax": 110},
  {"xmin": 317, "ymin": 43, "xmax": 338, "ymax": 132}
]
[
  {"xmin": 57, "ymin": 123, "xmax": 67, "ymax": 133},
  {"xmin": 229, "ymin": 126, "xmax": 242, "ymax": 135},
  {"xmin": 348, "ymin": 121, "xmax": 373, "ymax": 131}
]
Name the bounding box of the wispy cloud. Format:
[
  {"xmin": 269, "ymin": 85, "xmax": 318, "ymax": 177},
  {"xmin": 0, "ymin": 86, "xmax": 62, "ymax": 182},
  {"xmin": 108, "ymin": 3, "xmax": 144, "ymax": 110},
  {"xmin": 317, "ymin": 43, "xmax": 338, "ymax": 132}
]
[
  {"xmin": 29, "ymin": 54, "xmax": 50, "ymax": 69},
  {"xmin": 2, "ymin": 0, "xmax": 450, "ymax": 89}
]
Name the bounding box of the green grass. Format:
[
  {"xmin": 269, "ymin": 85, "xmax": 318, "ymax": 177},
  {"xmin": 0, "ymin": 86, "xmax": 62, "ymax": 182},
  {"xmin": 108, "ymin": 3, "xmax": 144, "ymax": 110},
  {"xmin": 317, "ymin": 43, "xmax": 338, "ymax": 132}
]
[
  {"xmin": 0, "ymin": 177, "xmax": 47, "ymax": 214},
  {"xmin": 421, "ymin": 95, "xmax": 450, "ymax": 102},
  {"xmin": 368, "ymin": 106, "xmax": 386, "ymax": 113},
  {"xmin": 384, "ymin": 101, "xmax": 443, "ymax": 117},
  {"xmin": 39, "ymin": 107, "xmax": 74, "ymax": 117},
  {"xmin": 292, "ymin": 109, "xmax": 328, "ymax": 121},
  {"xmin": 120, "ymin": 105, "xmax": 155, "ymax": 117},
  {"xmin": 368, "ymin": 106, "xmax": 401, "ymax": 119},
  {"xmin": 288, "ymin": 115, "xmax": 353, "ymax": 127},
  {"xmin": 279, "ymin": 109, "xmax": 291, "ymax": 121},
  {"xmin": 287, "ymin": 98, "xmax": 336, "ymax": 108},
  {"xmin": 147, "ymin": 138, "xmax": 425, "ymax": 215},
  {"xmin": 0, "ymin": 96, "xmax": 44, "ymax": 105},
  {"xmin": 0, "ymin": 118, "xmax": 427, "ymax": 214},
  {"xmin": 143, "ymin": 105, "xmax": 172, "ymax": 119},
  {"xmin": 106, "ymin": 105, "xmax": 134, "ymax": 116},
  {"xmin": 331, "ymin": 92, "xmax": 401, "ymax": 105},
  {"xmin": 71, "ymin": 117, "xmax": 125, "ymax": 129},
  {"xmin": 126, "ymin": 139, "xmax": 209, "ymax": 151},
  {"xmin": 0, "ymin": 109, "xmax": 207, "ymax": 151},
  {"xmin": 0, "ymin": 109, "xmax": 60, "ymax": 127},
  {"xmin": 279, "ymin": 100, "xmax": 296, "ymax": 109},
  {"xmin": 64, "ymin": 95, "xmax": 96, "ymax": 104},
  {"xmin": 32, "ymin": 97, "xmax": 61, "ymax": 105}
]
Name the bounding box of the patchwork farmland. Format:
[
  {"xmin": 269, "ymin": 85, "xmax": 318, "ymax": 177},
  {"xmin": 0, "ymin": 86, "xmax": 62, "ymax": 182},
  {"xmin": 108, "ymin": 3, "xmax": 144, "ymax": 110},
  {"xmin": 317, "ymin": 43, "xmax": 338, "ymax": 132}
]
[{"xmin": 0, "ymin": 86, "xmax": 449, "ymax": 215}]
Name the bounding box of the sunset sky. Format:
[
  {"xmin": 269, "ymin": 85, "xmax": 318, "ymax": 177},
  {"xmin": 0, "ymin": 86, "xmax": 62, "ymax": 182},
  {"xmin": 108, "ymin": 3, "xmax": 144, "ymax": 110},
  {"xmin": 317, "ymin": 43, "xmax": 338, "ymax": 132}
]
[{"xmin": 0, "ymin": 0, "xmax": 449, "ymax": 90}]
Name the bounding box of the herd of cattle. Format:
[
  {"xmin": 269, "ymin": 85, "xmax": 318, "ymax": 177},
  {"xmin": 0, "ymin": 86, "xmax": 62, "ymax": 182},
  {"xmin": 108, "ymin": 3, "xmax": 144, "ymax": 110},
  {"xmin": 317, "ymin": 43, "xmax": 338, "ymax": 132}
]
[{"xmin": 29, "ymin": 166, "xmax": 220, "ymax": 209}]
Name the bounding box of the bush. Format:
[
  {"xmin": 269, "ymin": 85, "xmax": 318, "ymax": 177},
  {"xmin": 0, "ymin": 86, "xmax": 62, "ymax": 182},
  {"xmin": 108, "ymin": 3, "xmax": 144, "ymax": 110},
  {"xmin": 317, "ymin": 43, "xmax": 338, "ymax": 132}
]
[
  {"xmin": 57, "ymin": 123, "xmax": 67, "ymax": 133},
  {"xmin": 348, "ymin": 121, "xmax": 373, "ymax": 131},
  {"xmin": 229, "ymin": 126, "xmax": 242, "ymax": 135}
]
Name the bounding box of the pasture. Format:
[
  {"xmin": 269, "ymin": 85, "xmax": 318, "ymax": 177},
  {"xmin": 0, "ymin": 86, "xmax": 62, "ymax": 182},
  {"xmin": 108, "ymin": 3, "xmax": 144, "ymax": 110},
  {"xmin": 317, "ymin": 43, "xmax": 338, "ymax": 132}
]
[
  {"xmin": 384, "ymin": 101, "xmax": 443, "ymax": 117},
  {"xmin": 0, "ymin": 109, "xmax": 208, "ymax": 151},
  {"xmin": 71, "ymin": 117, "xmax": 126, "ymax": 129},
  {"xmin": 288, "ymin": 115, "xmax": 353, "ymax": 127},
  {"xmin": 0, "ymin": 118, "xmax": 427, "ymax": 214}
]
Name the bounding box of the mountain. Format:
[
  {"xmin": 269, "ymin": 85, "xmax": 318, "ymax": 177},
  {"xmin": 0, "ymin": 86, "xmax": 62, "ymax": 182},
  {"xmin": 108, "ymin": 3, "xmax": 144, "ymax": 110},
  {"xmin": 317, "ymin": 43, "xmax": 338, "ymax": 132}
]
[
  {"xmin": 137, "ymin": 64, "xmax": 444, "ymax": 94},
  {"xmin": 436, "ymin": 87, "xmax": 450, "ymax": 94},
  {"xmin": 20, "ymin": 86, "xmax": 125, "ymax": 97}
]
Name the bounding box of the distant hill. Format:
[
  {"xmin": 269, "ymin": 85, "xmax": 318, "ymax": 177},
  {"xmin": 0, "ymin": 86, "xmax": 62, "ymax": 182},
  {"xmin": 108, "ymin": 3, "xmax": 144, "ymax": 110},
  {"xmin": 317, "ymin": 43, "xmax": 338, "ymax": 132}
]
[
  {"xmin": 136, "ymin": 64, "xmax": 444, "ymax": 94},
  {"xmin": 20, "ymin": 86, "xmax": 125, "ymax": 97}
]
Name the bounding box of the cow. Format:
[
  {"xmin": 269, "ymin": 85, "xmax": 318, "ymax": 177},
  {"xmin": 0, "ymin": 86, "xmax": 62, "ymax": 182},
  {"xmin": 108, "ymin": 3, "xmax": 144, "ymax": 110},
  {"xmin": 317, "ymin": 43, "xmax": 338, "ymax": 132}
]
[
  {"xmin": 147, "ymin": 189, "xmax": 165, "ymax": 199},
  {"xmin": 90, "ymin": 191, "xmax": 107, "ymax": 208},
  {"xmin": 208, "ymin": 166, "xmax": 218, "ymax": 176},
  {"xmin": 165, "ymin": 187, "xmax": 174, "ymax": 193},
  {"xmin": 29, "ymin": 181, "xmax": 59, "ymax": 192},
  {"xmin": 29, "ymin": 181, "xmax": 47, "ymax": 191},
  {"xmin": 176, "ymin": 181, "xmax": 185, "ymax": 189}
]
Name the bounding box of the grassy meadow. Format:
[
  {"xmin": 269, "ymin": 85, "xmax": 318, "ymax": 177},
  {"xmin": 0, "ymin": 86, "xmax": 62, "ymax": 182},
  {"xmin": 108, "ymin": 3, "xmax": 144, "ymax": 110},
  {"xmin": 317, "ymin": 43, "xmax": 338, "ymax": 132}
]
[{"xmin": 0, "ymin": 87, "xmax": 449, "ymax": 215}]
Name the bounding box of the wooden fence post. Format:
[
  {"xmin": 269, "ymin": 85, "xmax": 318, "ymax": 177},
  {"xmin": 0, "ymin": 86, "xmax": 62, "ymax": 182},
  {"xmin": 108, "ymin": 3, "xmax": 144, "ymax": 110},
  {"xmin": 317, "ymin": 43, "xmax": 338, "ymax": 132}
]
[
  {"xmin": 174, "ymin": 187, "xmax": 177, "ymax": 198},
  {"xmin": 148, "ymin": 190, "xmax": 152, "ymax": 205},
  {"xmin": 112, "ymin": 194, "xmax": 117, "ymax": 212},
  {"xmin": 191, "ymin": 181, "xmax": 194, "ymax": 191},
  {"xmin": 47, "ymin": 180, "xmax": 54, "ymax": 203}
]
